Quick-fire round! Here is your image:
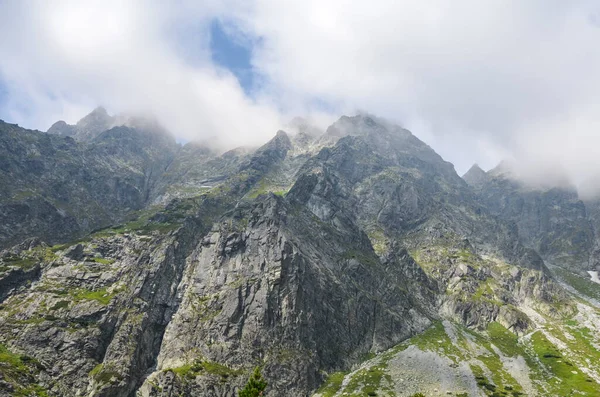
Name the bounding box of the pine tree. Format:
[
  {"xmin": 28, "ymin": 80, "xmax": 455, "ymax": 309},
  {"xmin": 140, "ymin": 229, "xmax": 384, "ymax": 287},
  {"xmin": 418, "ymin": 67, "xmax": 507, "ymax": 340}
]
[{"xmin": 238, "ymin": 367, "xmax": 268, "ymax": 397}]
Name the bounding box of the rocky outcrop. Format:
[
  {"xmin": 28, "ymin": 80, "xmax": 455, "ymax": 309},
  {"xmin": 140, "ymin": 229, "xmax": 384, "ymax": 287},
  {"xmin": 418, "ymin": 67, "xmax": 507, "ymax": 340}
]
[
  {"xmin": 462, "ymin": 163, "xmax": 488, "ymax": 187},
  {"xmin": 0, "ymin": 111, "xmax": 182, "ymax": 248},
  {"xmin": 48, "ymin": 107, "xmax": 114, "ymax": 141},
  {"xmin": 464, "ymin": 163, "xmax": 596, "ymax": 272},
  {"xmin": 141, "ymin": 193, "xmax": 432, "ymax": 396}
]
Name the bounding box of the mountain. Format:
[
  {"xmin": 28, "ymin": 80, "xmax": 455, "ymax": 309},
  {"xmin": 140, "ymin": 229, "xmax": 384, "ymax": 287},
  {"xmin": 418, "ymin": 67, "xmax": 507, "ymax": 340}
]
[
  {"xmin": 47, "ymin": 107, "xmax": 114, "ymax": 141},
  {"xmin": 463, "ymin": 162, "xmax": 600, "ymax": 301},
  {"xmin": 462, "ymin": 164, "xmax": 488, "ymax": 187},
  {"xmin": 0, "ymin": 112, "xmax": 599, "ymax": 397},
  {"xmin": 0, "ymin": 109, "xmax": 181, "ymax": 249}
]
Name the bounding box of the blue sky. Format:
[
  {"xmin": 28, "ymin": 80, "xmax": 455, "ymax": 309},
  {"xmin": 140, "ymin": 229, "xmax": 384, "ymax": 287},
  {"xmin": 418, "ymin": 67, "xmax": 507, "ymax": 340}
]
[{"xmin": 209, "ymin": 20, "xmax": 254, "ymax": 95}]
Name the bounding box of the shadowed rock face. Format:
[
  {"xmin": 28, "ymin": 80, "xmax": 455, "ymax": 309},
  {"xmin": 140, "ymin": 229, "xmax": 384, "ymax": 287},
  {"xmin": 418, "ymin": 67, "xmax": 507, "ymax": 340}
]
[
  {"xmin": 0, "ymin": 113, "xmax": 596, "ymax": 396},
  {"xmin": 47, "ymin": 107, "xmax": 113, "ymax": 141},
  {"xmin": 0, "ymin": 118, "xmax": 180, "ymax": 248},
  {"xmin": 462, "ymin": 164, "xmax": 488, "ymax": 187},
  {"xmin": 463, "ymin": 162, "xmax": 597, "ymax": 273}
]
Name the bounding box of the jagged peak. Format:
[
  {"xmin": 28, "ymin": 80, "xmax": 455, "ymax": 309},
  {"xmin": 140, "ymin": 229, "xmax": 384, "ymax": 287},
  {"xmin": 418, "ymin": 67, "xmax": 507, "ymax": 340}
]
[
  {"xmin": 487, "ymin": 159, "xmax": 577, "ymax": 192},
  {"xmin": 47, "ymin": 120, "xmax": 73, "ymax": 135},
  {"xmin": 324, "ymin": 114, "xmax": 417, "ymax": 143},
  {"xmin": 466, "ymin": 163, "xmax": 484, "ymax": 173},
  {"xmin": 49, "ymin": 120, "xmax": 68, "ymax": 129},
  {"xmin": 328, "ymin": 114, "xmax": 382, "ymax": 134},
  {"xmin": 489, "ymin": 159, "xmax": 512, "ymax": 175},
  {"xmin": 275, "ymin": 129, "xmax": 289, "ymax": 139},
  {"xmin": 462, "ymin": 163, "xmax": 489, "ymax": 186},
  {"xmin": 91, "ymin": 106, "xmax": 108, "ymax": 116},
  {"xmin": 266, "ymin": 130, "xmax": 292, "ymax": 149},
  {"xmin": 76, "ymin": 106, "xmax": 111, "ymax": 125}
]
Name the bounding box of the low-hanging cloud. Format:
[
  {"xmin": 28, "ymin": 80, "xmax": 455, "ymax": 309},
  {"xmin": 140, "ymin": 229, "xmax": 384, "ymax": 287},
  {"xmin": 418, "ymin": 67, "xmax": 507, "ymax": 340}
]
[
  {"xmin": 0, "ymin": 0, "xmax": 283, "ymax": 148},
  {"xmin": 2, "ymin": 1, "xmax": 600, "ymax": 195}
]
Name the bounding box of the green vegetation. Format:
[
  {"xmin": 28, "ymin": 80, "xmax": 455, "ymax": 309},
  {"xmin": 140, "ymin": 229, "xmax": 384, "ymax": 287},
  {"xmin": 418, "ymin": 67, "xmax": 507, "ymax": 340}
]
[
  {"xmin": 169, "ymin": 358, "xmax": 243, "ymax": 381},
  {"xmin": 89, "ymin": 363, "xmax": 123, "ymax": 384},
  {"xmin": 1, "ymin": 255, "xmax": 37, "ymax": 270},
  {"xmin": 341, "ymin": 249, "xmax": 380, "ymax": 267},
  {"xmin": 343, "ymin": 364, "xmax": 393, "ymax": 396},
  {"xmin": 91, "ymin": 257, "xmax": 115, "ymax": 265},
  {"xmin": 38, "ymin": 282, "xmax": 125, "ymax": 306},
  {"xmin": 410, "ymin": 321, "xmax": 464, "ymax": 362},
  {"xmin": 239, "ymin": 367, "xmax": 268, "ymax": 397},
  {"xmin": 92, "ymin": 205, "xmax": 184, "ymax": 238},
  {"xmin": 70, "ymin": 287, "xmax": 116, "ymax": 305},
  {"xmin": 50, "ymin": 300, "xmax": 70, "ymax": 310},
  {"xmin": 246, "ymin": 177, "xmax": 289, "ymax": 199},
  {"xmin": 0, "ymin": 344, "xmax": 48, "ymax": 396},
  {"xmin": 480, "ymin": 321, "xmax": 600, "ymax": 396},
  {"xmin": 553, "ymin": 266, "xmax": 600, "ymax": 301},
  {"xmin": 49, "ymin": 243, "xmax": 70, "ymax": 252},
  {"xmin": 527, "ymin": 331, "xmax": 600, "ymax": 396},
  {"xmin": 366, "ymin": 229, "xmax": 387, "ymax": 255},
  {"xmin": 487, "ymin": 322, "xmax": 520, "ymax": 357},
  {"xmin": 89, "ymin": 363, "xmax": 104, "ymax": 377},
  {"xmin": 0, "ymin": 244, "xmax": 65, "ymax": 272},
  {"xmin": 452, "ymin": 249, "xmax": 476, "ymax": 264},
  {"xmin": 554, "ymin": 322, "xmax": 600, "ymax": 365},
  {"xmin": 315, "ymin": 372, "xmax": 346, "ymax": 397},
  {"xmin": 321, "ymin": 321, "xmax": 540, "ymax": 397},
  {"xmin": 471, "ymin": 281, "xmax": 502, "ymax": 305},
  {"xmin": 11, "ymin": 190, "xmax": 38, "ymax": 200},
  {"xmin": 0, "ymin": 344, "xmax": 29, "ymax": 370},
  {"xmin": 190, "ymin": 293, "xmax": 222, "ymax": 322}
]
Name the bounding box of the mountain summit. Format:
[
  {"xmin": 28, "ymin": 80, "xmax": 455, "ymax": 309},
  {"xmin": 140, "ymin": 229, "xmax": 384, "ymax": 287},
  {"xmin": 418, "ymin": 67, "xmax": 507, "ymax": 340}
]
[
  {"xmin": 462, "ymin": 163, "xmax": 488, "ymax": 186},
  {"xmin": 48, "ymin": 106, "xmax": 114, "ymax": 141}
]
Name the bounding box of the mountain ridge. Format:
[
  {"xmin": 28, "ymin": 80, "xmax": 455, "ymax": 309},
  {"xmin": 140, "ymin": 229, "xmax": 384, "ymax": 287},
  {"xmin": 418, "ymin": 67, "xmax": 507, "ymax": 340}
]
[{"xmin": 0, "ymin": 111, "xmax": 599, "ymax": 396}]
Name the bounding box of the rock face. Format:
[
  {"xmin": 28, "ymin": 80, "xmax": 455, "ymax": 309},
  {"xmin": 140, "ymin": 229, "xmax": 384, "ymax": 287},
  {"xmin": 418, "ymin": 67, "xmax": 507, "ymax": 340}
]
[
  {"xmin": 142, "ymin": 195, "xmax": 430, "ymax": 396},
  {"xmin": 47, "ymin": 107, "xmax": 114, "ymax": 141},
  {"xmin": 463, "ymin": 162, "xmax": 597, "ymax": 273},
  {"xmin": 0, "ymin": 112, "xmax": 181, "ymax": 248},
  {"xmin": 462, "ymin": 164, "xmax": 488, "ymax": 187},
  {"xmin": 1, "ymin": 112, "xmax": 600, "ymax": 397}
]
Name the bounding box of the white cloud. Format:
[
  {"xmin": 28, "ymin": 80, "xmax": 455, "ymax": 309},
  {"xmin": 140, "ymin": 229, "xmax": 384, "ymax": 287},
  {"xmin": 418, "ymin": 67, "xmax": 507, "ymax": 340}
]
[
  {"xmin": 1, "ymin": 1, "xmax": 600, "ymax": 192},
  {"xmin": 233, "ymin": 0, "xmax": 600, "ymax": 180},
  {"xmin": 0, "ymin": 0, "xmax": 282, "ymax": 148}
]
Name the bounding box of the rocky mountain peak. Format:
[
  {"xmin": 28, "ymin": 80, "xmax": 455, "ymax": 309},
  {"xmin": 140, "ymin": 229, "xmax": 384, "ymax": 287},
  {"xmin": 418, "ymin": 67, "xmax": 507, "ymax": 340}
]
[
  {"xmin": 462, "ymin": 163, "xmax": 488, "ymax": 186},
  {"xmin": 75, "ymin": 106, "xmax": 113, "ymax": 131},
  {"xmin": 85, "ymin": 105, "xmax": 109, "ymax": 119},
  {"xmin": 46, "ymin": 107, "xmax": 178, "ymax": 145},
  {"xmin": 325, "ymin": 114, "xmax": 386, "ymax": 137},
  {"xmin": 266, "ymin": 130, "xmax": 292, "ymax": 151},
  {"xmin": 47, "ymin": 120, "xmax": 75, "ymax": 136},
  {"xmin": 488, "ymin": 159, "xmax": 515, "ymax": 179},
  {"xmin": 46, "ymin": 106, "xmax": 115, "ymax": 141}
]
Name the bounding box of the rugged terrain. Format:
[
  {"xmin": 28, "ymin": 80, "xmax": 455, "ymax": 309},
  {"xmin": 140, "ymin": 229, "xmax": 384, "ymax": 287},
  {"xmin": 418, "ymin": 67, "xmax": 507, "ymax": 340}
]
[{"xmin": 0, "ymin": 111, "xmax": 599, "ymax": 396}]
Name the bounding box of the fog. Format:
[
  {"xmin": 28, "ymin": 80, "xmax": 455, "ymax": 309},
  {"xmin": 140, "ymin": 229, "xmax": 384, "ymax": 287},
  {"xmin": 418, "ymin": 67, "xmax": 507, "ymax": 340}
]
[{"xmin": 1, "ymin": 1, "xmax": 600, "ymax": 195}]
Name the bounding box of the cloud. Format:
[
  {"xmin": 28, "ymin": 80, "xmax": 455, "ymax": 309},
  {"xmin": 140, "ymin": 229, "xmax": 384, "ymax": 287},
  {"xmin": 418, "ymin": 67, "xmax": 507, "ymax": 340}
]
[
  {"xmin": 232, "ymin": 0, "xmax": 600, "ymax": 183},
  {"xmin": 1, "ymin": 1, "xmax": 600, "ymax": 193},
  {"xmin": 0, "ymin": 0, "xmax": 282, "ymax": 148}
]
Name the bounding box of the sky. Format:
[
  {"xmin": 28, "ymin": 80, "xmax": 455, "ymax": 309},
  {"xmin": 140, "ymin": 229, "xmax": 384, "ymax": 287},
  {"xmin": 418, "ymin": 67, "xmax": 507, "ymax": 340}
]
[{"xmin": 1, "ymin": 1, "xmax": 600, "ymax": 195}]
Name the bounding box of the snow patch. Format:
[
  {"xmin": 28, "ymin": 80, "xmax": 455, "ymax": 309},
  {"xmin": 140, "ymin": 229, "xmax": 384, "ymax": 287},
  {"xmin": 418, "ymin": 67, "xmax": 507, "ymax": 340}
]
[{"xmin": 587, "ymin": 271, "xmax": 600, "ymax": 285}]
